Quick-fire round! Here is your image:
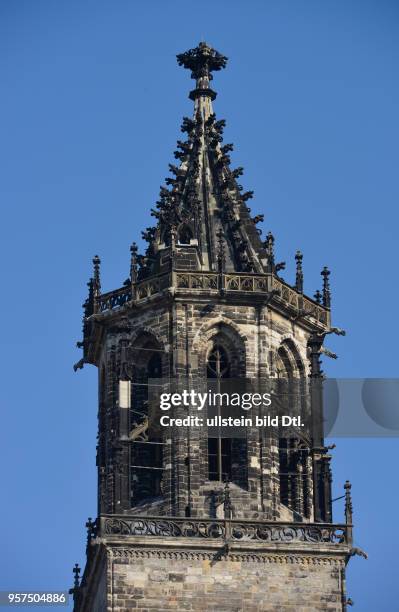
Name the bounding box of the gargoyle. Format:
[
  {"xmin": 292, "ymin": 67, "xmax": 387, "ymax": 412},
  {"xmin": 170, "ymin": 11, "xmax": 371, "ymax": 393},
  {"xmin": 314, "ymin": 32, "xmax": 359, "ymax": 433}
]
[{"xmin": 349, "ymin": 547, "xmax": 368, "ymax": 559}]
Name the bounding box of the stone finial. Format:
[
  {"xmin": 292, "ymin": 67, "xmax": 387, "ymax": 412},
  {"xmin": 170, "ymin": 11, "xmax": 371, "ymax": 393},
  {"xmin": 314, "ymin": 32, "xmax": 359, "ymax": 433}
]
[
  {"xmin": 295, "ymin": 250, "xmax": 304, "ymax": 293},
  {"xmin": 72, "ymin": 563, "xmax": 80, "ymax": 589},
  {"xmin": 344, "ymin": 480, "xmax": 354, "ymax": 545},
  {"xmin": 83, "ymin": 277, "xmax": 95, "ymax": 318},
  {"xmin": 321, "ymin": 266, "xmax": 331, "ymax": 308},
  {"xmin": 130, "ymin": 242, "xmax": 138, "ymax": 285},
  {"xmin": 92, "ymin": 255, "xmax": 101, "ymax": 295},
  {"xmin": 344, "ymin": 480, "xmax": 353, "ymax": 522},
  {"xmin": 265, "ymin": 231, "xmax": 275, "ymax": 270}
]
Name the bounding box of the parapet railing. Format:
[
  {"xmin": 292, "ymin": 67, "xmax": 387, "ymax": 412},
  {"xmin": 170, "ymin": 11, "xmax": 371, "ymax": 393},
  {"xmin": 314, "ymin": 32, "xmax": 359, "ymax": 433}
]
[
  {"xmin": 95, "ymin": 270, "xmax": 329, "ymax": 327},
  {"xmin": 98, "ymin": 285, "xmax": 131, "ymax": 312},
  {"xmin": 98, "ymin": 515, "xmax": 350, "ymax": 546}
]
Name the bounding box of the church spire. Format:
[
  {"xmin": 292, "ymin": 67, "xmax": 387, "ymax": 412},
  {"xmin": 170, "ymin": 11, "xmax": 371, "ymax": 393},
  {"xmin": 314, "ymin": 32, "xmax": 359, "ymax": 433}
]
[{"xmin": 139, "ymin": 42, "xmax": 268, "ymax": 277}]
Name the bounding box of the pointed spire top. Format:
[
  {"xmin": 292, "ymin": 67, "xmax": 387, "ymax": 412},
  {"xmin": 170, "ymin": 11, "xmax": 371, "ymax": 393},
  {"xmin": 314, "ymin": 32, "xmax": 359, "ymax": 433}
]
[{"xmin": 177, "ymin": 42, "xmax": 227, "ymax": 115}]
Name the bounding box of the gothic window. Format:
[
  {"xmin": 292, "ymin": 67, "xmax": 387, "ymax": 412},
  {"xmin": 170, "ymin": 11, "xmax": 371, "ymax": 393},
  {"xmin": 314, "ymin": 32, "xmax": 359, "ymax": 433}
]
[
  {"xmin": 207, "ymin": 344, "xmax": 232, "ymax": 481},
  {"xmin": 276, "ymin": 341, "xmax": 311, "ymax": 518},
  {"xmin": 206, "ymin": 338, "xmax": 247, "ymax": 486},
  {"xmin": 130, "ymin": 335, "xmax": 164, "ymax": 506},
  {"xmin": 208, "ymin": 438, "xmax": 232, "ymax": 482}
]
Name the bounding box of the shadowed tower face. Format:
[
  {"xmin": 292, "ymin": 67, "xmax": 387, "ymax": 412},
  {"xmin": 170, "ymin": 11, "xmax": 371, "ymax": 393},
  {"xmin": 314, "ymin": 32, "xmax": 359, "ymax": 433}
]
[{"xmin": 72, "ymin": 42, "xmax": 354, "ymax": 612}]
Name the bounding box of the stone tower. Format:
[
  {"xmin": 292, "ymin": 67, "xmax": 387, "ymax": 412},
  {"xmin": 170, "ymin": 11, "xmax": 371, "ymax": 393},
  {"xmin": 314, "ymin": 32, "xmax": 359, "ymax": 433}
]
[{"xmin": 71, "ymin": 43, "xmax": 354, "ymax": 611}]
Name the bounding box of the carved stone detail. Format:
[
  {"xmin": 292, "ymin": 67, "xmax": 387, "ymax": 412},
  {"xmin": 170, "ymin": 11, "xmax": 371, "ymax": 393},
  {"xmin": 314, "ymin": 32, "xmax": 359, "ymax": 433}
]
[
  {"xmin": 109, "ymin": 547, "xmax": 346, "ymax": 567},
  {"xmin": 101, "ymin": 515, "xmax": 349, "ymax": 545}
]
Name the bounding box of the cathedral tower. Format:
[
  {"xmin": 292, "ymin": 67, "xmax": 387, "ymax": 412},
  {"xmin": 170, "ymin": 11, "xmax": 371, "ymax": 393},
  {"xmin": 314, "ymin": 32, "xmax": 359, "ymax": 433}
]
[{"xmin": 71, "ymin": 43, "xmax": 354, "ymax": 611}]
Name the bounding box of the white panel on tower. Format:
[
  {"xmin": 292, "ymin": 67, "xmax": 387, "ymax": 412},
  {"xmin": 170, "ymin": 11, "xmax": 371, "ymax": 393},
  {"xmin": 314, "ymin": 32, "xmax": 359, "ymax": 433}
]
[{"xmin": 119, "ymin": 380, "xmax": 131, "ymax": 409}]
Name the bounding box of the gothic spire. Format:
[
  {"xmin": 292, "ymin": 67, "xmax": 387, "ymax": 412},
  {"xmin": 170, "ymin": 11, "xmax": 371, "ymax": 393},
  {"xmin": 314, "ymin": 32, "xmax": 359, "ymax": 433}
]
[{"xmin": 139, "ymin": 43, "xmax": 270, "ymax": 277}]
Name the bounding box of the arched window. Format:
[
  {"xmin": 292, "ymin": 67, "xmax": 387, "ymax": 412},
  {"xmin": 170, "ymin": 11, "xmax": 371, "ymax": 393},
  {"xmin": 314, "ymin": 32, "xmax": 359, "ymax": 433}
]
[
  {"xmin": 130, "ymin": 334, "xmax": 164, "ymax": 506},
  {"xmin": 207, "ymin": 344, "xmax": 232, "ymax": 482},
  {"xmin": 205, "ymin": 334, "xmax": 247, "ymax": 487},
  {"xmin": 276, "ymin": 341, "xmax": 311, "ymax": 518}
]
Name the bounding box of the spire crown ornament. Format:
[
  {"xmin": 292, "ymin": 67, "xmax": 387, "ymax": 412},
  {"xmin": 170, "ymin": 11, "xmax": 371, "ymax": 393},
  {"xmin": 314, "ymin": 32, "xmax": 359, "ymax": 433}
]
[
  {"xmin": 177, "ymin": 42, "xmax": 227, "ymax": 106},
  {"xmin": 177, "ymin": 42, "xmax": 228, "ymax": 80}
]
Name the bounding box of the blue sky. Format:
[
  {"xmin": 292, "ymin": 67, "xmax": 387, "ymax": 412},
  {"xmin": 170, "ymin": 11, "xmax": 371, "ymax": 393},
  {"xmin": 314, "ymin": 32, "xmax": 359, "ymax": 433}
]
[{"xmin": 0, "ymin": 1, "xmax": 398, "ymax": 610}]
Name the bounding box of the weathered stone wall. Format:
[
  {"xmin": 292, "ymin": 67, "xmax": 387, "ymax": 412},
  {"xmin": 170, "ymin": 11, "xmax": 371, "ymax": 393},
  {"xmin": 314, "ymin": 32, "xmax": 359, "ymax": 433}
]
[
  {"xmin": 104, "ymin": 547, "xmax": 345, "ymax": 612},
  {"xmin": 97, "ymin": 298, "xmax": 315, "ymax": 521},
  {"xmin": 90, "ymin": 561, "xmax": 106, "ymax": 612},
  {"xmin": 99, "ymin": 299, "xmax": 311, "ymax": 380}
]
